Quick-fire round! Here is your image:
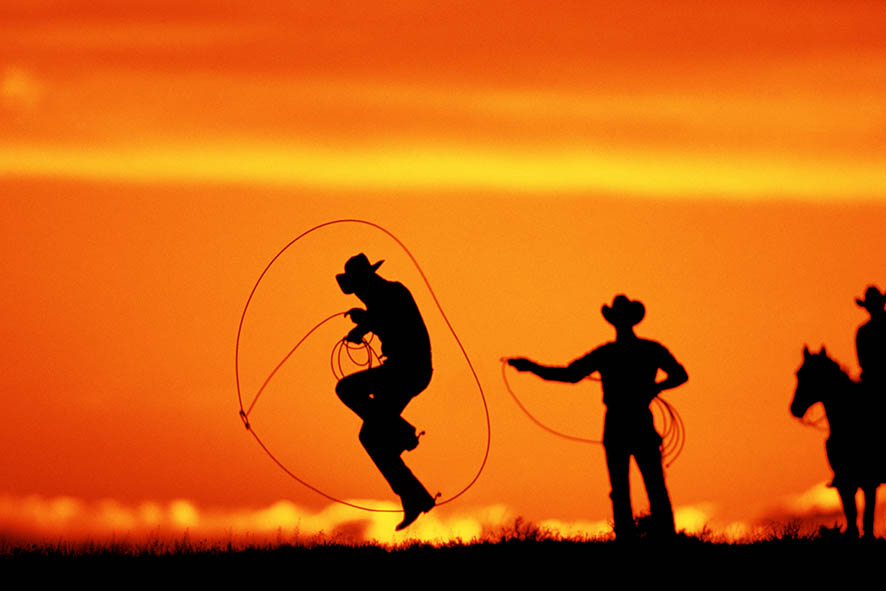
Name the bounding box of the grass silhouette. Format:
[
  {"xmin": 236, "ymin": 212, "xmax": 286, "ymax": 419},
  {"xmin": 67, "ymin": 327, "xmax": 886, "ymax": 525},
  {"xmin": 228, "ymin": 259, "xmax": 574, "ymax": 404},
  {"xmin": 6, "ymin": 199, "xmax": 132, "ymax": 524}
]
[{"xmin": 3, "ymin": 517, "xmax": 883, "ymax": 583}]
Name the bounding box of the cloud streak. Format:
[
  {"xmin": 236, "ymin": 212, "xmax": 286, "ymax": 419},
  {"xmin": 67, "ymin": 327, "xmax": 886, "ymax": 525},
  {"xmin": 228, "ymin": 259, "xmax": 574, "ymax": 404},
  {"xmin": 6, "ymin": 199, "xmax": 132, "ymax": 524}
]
[
  {"xmin": 0, "ymin": 491, "xmax": 780, "ymax": 547},
  {"xmin": 3, "ymin": 142, "xmax": 884, "ymax": 200},
  {"xmin": 0, "ymin": 494, "xmax": 518, "ymax": 547}
]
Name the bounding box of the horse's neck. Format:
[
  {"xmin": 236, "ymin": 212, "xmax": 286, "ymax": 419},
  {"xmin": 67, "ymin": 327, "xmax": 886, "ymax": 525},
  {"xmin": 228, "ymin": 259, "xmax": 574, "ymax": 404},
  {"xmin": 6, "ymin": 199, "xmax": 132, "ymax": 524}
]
[{"xmin": 820, "ymin": 369, "xmax": 857, "ymax": 430}]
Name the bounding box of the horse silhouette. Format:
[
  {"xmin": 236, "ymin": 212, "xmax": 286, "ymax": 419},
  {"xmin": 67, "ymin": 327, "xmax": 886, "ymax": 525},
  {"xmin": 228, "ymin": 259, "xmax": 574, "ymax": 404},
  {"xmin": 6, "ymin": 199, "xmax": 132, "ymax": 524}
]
[{"xmin": 791, "ymin": 345, "xmax": 884, "ymax": 538}]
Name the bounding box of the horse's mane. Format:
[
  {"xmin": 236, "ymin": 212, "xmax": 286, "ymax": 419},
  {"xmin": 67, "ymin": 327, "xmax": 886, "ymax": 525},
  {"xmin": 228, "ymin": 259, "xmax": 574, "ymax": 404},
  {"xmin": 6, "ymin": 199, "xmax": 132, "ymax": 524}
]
[{"xmin": 810, "ymin": 348, "xmax": 857, "ymax": 386}]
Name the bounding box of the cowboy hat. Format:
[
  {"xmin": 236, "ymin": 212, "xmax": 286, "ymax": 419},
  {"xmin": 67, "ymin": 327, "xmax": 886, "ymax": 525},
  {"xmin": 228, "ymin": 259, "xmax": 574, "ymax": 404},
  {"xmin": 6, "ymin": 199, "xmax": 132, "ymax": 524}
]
[
  {"xmin": 602, "ymin": 294, "xmax": 645, "ymax": 327},
  {"xmin": 336, "ymin": 253, "xmax": 384, "ymax": 294},
  {"xmin": 856, "ymin": 285, "xmax": 886, "ymax": 312}
]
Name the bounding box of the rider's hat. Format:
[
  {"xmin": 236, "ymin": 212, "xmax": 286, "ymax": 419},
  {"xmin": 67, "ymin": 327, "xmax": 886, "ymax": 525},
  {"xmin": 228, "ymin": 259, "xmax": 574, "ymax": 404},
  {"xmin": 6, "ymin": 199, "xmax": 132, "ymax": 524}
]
[
  {"xmin": 336, "ymin": 253, "xmax": 384, "ymax": 294},
  {"xmin": 856, "ymin": 285, "xmax": 886, "ymax": 313},
  {"xmin": 602, "ymin": 294, "xmax": 645, "ymax": 327}
]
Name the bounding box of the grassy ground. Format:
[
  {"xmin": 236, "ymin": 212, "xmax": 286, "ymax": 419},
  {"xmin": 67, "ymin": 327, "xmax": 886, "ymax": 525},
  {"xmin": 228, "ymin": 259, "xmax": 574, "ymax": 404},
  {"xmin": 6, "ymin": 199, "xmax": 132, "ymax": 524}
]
[{"xmin": 3, "ymin": 521, "xmax": 883, "ymax": 584}]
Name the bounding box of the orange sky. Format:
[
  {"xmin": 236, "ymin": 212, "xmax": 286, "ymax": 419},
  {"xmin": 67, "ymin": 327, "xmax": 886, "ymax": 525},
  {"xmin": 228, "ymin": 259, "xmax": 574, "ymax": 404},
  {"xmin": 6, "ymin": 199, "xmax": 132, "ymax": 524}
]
[{"xmin": 1, "ymin": 1, "xmax": 885, "ymax": 543}]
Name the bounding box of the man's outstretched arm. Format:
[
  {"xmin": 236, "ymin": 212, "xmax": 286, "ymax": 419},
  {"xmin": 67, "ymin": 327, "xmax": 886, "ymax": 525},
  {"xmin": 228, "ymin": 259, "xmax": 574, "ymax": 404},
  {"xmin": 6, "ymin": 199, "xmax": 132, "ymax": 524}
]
[{"xmin": 507, "ymin": 357, "xmax": 592, "ymax": 383}]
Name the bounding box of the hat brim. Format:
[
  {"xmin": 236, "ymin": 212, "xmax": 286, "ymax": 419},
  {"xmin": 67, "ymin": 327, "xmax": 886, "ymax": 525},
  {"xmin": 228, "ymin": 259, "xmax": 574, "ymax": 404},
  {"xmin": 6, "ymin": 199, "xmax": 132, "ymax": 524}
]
[
  {"xmin": 858, "ymin": 297, "xmax": 885, "ymax": 309},
  {"xmin": 336, "ymin": 259, "xmax": 383, "ymax": 294},
  {"xmin": 602, "ymin": 301, "xmax": 645, "ymax": 327}
]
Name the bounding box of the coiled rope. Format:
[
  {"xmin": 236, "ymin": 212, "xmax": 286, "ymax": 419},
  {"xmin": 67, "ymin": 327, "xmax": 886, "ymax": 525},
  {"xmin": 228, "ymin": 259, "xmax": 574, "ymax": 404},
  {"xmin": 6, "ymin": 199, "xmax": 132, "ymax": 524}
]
[
  {"xmin": 331, "ymin": 332, "xmax": 383, "ymax": 382},
  {"xmin": 500, "ymin": 360, "xmax": 685, "ymax": 467},
  {"xmin": 235, "ymin": 219, "xmax": 491, "ymax": 512}
]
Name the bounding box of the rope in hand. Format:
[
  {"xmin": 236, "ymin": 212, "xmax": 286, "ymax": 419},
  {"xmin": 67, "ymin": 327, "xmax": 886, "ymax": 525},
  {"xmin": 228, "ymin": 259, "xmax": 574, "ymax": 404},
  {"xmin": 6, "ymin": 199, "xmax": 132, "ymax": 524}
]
[
  {"xmin": 500, "ymin": 360, "xmax": 601, "ymax": 444},
  {"xmin": 331, "ymin": 332, "xmax": 383, "ymax": 382},
  {"xmin": 500, "ymin": 359, "xmax": 685, "ymax": 467},
  {"xmin": 797, "ymin": 406, "xmax": 829, "ymax": 432},
  {"xmin": 235, "ymin": 219, "xmax": 491, "ymax": 513}
]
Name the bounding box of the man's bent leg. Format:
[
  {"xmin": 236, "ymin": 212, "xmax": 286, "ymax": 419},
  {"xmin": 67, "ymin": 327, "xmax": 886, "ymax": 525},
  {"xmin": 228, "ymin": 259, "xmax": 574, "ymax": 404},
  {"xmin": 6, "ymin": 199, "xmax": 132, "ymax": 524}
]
[
  {"xmin": 604, "ymin": 442, "xmax": 635, "ymax": 539},
  {"xmin": 359, "ymin": 420, "xmax": 434, "ymax": 530},
  {"xmin": 336, "ymin": 367, "xmax": 421, "ymax": 448},
  {"xmin": 359, "ymin": 421, "xmax": 432, "ymax": 500},
  {"xmin": 635, "ymin": 443, "xmax": 675, "ymax": 536},
  {"xmin": 335, "ymin": 368, "xmax": 379, "ymax": 421}
]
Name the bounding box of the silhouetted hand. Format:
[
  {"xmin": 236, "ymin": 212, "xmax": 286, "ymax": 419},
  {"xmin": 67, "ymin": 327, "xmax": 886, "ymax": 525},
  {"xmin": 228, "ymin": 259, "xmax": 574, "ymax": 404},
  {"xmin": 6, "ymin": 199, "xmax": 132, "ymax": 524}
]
[
  {"xmin": 346, "ymin": 308, "xmax": 367, "ymax": 324},
  {"xmin": 646, "ymin": 383, "xmax": 663, "ymax": 404},
  {"xmin": 508, "ymin": 357, "xmax": 533, "ymax": 372},
  {"xmin": 346, "ymin": 327, "xmax": 364, "ymax": 344}
]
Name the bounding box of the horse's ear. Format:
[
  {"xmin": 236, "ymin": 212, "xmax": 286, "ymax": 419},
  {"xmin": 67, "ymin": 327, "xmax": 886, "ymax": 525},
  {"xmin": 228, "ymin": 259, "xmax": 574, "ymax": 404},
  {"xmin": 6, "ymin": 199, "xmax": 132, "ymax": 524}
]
[
  {"xmin": 803, "ymin": 345, "xmax": 810, "ymax": 358},
  {"xmin": 820, "ymin": 345, "xmax": 827, "ymax": 356}
]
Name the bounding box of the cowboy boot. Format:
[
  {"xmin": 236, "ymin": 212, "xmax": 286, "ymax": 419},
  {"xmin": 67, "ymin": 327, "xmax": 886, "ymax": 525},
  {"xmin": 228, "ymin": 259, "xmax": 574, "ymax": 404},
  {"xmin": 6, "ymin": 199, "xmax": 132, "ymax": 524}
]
[{"xmin": 396, "ymin": 488, "xmax": 436, "ymax": 531}]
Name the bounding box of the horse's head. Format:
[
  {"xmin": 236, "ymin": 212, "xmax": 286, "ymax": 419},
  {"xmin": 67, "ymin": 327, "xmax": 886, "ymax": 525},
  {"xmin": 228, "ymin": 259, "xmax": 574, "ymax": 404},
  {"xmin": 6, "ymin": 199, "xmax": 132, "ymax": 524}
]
[{"xmin": 791, "ymin": 345, "xmax": 840, "ymax": 418}]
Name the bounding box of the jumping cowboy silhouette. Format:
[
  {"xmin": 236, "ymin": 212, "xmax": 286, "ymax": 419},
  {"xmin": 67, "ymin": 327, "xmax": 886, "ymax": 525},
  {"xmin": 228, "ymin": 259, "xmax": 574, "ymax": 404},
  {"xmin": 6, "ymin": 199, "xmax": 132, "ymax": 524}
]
[
  {"xmin": 856, "ymin": 285, "xmax": 886, "ymax": 400},
  {"xmin": 334, "ymin": 253, "xmax": 435, "ymax": 530},
  {"xmin": 508, "ymin": 295, "xmax": 688, "ymax": 539}
]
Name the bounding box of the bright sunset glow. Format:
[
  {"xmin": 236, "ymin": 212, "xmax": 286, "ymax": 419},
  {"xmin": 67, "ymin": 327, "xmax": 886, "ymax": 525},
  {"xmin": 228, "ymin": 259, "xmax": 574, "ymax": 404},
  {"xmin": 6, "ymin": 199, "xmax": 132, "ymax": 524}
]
[
  {"xmin": 2, "ymin": 1, "xmax": 884, "ymax": 546},
  {"xmin": 0, "ymin": 483, "xmax": 839, "ymax": 545},
  {"xmin": 3, "ymin": 142, "xmax": 885, "ymax": 198}
]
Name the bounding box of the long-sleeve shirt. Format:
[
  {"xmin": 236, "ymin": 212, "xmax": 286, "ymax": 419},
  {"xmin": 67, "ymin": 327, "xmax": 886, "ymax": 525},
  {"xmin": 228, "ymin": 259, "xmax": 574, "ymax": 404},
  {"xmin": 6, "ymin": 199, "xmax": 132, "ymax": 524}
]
[{"xmin": 352, "ymin": 280, "xmax": 432, "ymax": 371}]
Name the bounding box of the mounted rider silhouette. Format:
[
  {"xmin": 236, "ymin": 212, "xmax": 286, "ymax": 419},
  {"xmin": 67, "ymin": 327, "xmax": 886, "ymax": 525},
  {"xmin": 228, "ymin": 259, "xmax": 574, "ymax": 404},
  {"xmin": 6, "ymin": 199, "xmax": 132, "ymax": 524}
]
[
  {"xmin": 334, "ymin": 253, "xmax": 435, "ymax": 530},
  {"xmin": 856, "ymin": 285, "xmax": 886, "ymax": 401},
  {"xmin": 508, "ymin": 295, "xmax": 688, "ymax": 539}
]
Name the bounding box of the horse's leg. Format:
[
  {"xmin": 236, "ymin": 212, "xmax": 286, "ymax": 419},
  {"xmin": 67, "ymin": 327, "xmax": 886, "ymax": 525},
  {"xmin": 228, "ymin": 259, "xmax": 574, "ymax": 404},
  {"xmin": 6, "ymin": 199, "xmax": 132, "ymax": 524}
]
[
  {"xmin": 837, "ymin": 486, "xmax": 859, "ymax": 537},
  {"xmin": 862, "ymin": 486, "xmax": 877, "ymax": 540}
]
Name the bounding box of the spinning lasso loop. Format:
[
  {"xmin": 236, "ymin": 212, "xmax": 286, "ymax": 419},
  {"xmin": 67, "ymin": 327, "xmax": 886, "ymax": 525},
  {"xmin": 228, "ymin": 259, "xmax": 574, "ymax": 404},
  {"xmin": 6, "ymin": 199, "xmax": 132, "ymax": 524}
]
[
  {"xmin": 499, "ymin": 360, "xmax": 602, "ymax": 445},
  {"xmin": 500, "ymin": 360, "xmax": 685, "ymax": 467},
  {"xmin": 235, "ymin": 219, "xmax": 491, "ymax": 513}
]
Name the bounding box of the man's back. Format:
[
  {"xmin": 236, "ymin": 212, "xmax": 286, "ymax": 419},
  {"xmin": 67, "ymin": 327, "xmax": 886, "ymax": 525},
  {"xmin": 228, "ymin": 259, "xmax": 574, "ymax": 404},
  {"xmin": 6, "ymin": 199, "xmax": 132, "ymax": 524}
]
[
  {"xmin": 857, "ymin": 317, "xmax": 886, "ymax": 387},
  {"xmin": 371, "ymin": 280, "xmax": 432, "ymax": 367},
  {"xmin": 855, "ymin": 286, "xmax": 886, "ymax": 389}
]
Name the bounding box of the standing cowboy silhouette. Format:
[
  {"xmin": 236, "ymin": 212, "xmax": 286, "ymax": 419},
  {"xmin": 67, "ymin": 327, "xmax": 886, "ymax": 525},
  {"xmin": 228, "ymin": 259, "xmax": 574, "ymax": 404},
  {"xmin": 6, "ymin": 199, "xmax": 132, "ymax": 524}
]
[
  {"xmin": 856, "ymin": 285, "xmax": 886, "ymax": 399},
  {"xmin": 334, "ymin": 253, "xmax": 435, "ymax": 530},
  {"xmin": 508, "ymin": 294, "xmax": 688, "ymax": 539}
]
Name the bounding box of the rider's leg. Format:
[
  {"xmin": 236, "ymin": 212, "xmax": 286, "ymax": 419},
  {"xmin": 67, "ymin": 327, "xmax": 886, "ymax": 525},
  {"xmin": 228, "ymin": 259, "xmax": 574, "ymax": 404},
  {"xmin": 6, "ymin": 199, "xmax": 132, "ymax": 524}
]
[
  {"xmin": 862, "ymin": 485, "xmax": 877, "ymax": 539},
  {"xmin": 837, "ymin": 486, "xmax": 859, "ymax": 537}
]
